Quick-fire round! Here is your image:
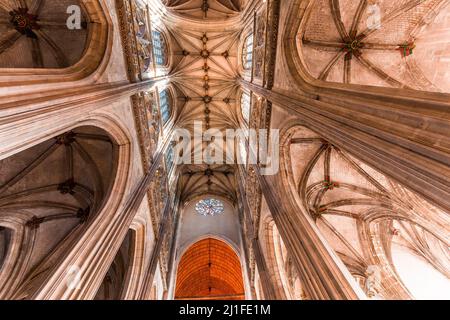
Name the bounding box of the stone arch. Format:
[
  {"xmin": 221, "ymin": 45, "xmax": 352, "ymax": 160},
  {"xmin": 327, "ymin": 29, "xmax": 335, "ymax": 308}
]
[
  {"xmin": 176, "ymin": 233, "xmax": 241, "ymax": 266},
  {"xmin": 0, "ymin": 0, "xmax": 111, "ymax": 85},
  {"xmin": 279, "ymin": 122, "xmax": 450, "ymax": 299},
  {"xmin": 120, "ymin": 218, "xmax": 149, "ymax": 300},
  {"xmin": 0, "ymin": 117, "xmax": 132, "ymax": 300},
  {"xmin": 0, "ymin": 226, "xmax": 11, "ymax": 270},
  {"xmin": 262, "ymin": 217, "xmax": 289, "ymax": 300},
  {"xmin": 95, "ymin": 229, "xmax": 135, "ymax": 300},
  {"xmin": 283, "ymin": 0, "xmax": 450, "ymax": 96},
  {"xmin": 278, "ymin": 123, "xmax": 404, "ymax": 299},
  {"xmin": 366, "ymin": 216, "xmax": 450, "ymax": 299}
]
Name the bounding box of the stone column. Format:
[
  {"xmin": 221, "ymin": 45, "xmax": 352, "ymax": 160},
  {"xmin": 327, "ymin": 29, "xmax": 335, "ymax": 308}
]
[
  {"xmin": 236, "ymin": 168, "xmax": 279, "ymax": 300},
  {"xmin": 140, "ymin": 174, "xmax": 182, "ymax": 300},
  {"xmin": 31, "ymin": 137, "xmax": 172, "ymax": 300},
  {"xmin": 257, "ymin": 168, "xmax": 366, "ymax": 300},
  {"xmin": 241, "ymin": 80, "xmax": 450, "ymax": 216}
]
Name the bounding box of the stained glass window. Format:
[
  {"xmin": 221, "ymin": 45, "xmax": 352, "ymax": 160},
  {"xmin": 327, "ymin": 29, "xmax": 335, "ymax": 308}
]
[
  {"xmin": 166, "ymin": 142, "xmax": 175, "ymax": 172},
  {"xmin": 241, "ymin": 91, "xmax": 251, "ymax": 124},
  {"xmin": 195, "ymin": 199, "xmax": 225, "ymax": 216},
  {"xmin": 243, "ymin": 34, "xmax": 254, "ymax": 70},
  {"xmin": 159, "ymin": 89, "xmax": 171, "ymax": 125},
  {"xmin": 152, "ymin": 29, "xmax": 166, "ymax": 66}
]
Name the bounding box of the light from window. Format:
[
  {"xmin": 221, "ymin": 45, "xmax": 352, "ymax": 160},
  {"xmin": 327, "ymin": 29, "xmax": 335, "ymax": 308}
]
[
  {"xmin": 195, "ymin": 198, "xmax": 225, "ymax": 216},
  {"xmin": 241, "ymin": 92, "xmax": 251, "ymax": 124},
  {"xmin": 239, "ymin": 139, "xmax": 248, "ymax": 166},
  {"xmin": 159, "ymin": 89, "xmax": 171, "ymax": 125},
  {"xmin": 152, "ymin": 30, "xmax": 166, "ymax": 66},
  {"xmin": 166, "ymin": 143, "xmax": 175, "ymax": 172},
  {"xmin": 243, "ymin": 34, "xmax": 254, "ymax": 70}
]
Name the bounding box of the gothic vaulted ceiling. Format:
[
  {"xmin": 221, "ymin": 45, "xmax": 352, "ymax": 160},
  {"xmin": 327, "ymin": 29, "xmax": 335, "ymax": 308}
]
[
  {"xmin": 0, "ymin": 0, "xmax": 89, "ymax": 68},
  {"xmin": 0, "ymin": 127, "xmax": 117, "ymax": 299},
  {"xmin": 299, "ymin": 0, "xmax": 450, "ymax": 92},
  {"xmin": 165, "ymin": 5, "xmax": 244, "ymax": 202},
  {"xmin": 163, "ymin": 0, "xmax": 244, "ymax": 19},
  {"xmin": 287, "ymin": 126, "xmax": 450, "ymax": 299}
]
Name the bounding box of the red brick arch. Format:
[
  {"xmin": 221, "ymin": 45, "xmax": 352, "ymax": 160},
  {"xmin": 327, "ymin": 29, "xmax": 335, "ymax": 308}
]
[{"xmin": 175, "ymin": 238, "xmax": 245, "ymax": 300}]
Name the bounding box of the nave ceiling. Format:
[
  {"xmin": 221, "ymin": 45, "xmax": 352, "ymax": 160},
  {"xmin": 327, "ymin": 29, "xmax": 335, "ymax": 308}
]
[
  {"xmin": 162, "ymin": 0, "xmax": 246, "ymax": 20},
  {"xmin": 161, "ymin": 8, "xmax": 247, "ymax": 203}
]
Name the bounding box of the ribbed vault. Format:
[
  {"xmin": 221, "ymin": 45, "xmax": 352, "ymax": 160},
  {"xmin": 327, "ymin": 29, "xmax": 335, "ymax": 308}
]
[
  {"xmin": 162, "ymin": 0, "xmax": 244, "ymax": 19},
  {"xmin": 0, "ymin": 0, "xmax": 90, "ymax": 68},
  {"xmin": 286, "ymin": 126, "xmax": 450, "ymax": 299},
  {"xmin": 179, "ymin": 165, "xmax": 236, "ymax": 203},
  {"xmin": 166, "ymin": 16, "xmax": 243, "ymax": 202},
  {"xmin": 0, "ymin": 126, "xmax": 118, "ymax": 299},
  {"xmin": 299, "ymin": 0, "xmax": 450, "ymax": 92}
]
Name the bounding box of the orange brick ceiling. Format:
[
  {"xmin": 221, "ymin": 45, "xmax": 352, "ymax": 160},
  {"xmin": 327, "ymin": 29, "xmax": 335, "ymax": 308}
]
[{"xmin": 175, "ymin": 238, "xmax": 245, "ymax": 300}]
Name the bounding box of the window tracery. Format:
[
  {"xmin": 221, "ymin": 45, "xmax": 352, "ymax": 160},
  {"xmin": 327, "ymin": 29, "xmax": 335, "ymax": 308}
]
[
  {"xmin": 152, "ymin": 29, "xmax": 167, "ymax": 67},
  {"xmin": 241, "ymin": 91, "xmax": 251, "ymax": 124},
  {"xmin": 243, "ymin": 33, "xmax": 254, "ymax": 70},
  {"xmin": 299, "ymin": 0, "xmax": 450, "ymax": 92},
  {"xmin": 195, "ymin": 198, "xmax": 225, "ymax": 217},
  {"xmin": 159, "ymin": 89, "xmax": 172, "ymax": 125}
]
